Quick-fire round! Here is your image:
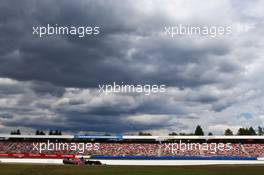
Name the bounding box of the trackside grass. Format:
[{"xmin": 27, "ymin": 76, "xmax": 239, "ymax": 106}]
[{"xmin": 1, "ymin": 164, "xmax": 264, "ymax": 175}]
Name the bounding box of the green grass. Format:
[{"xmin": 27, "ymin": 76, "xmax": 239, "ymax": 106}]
[{"xmin": 1, "ymin": 164, "xmax": 264, "ymax": 175}]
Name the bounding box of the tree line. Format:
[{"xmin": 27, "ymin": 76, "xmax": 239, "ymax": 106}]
[
  {"xmin": 139, "ymin": 125, "xmax": 264, "ymax": 136},
  {"xmin": 9, "ymin": 125, "xmax": 264, "ymax": 136},
  {"xmin": 10, "ymin": 129, "xmax": 62, "ymax": 135}
]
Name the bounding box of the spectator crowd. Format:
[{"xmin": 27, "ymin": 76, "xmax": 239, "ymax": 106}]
[{"xmin": 0, "ymin": 141, "xmax": 263, "ymax": 157}]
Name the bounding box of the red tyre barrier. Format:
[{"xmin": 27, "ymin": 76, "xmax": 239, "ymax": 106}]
[{"xmin": 0, "ymin": 153, "xmax": 75, "ymax": 158}]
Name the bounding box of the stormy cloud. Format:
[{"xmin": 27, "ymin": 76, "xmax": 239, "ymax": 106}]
[{"xmin": 0, "ymin": 0, "xmax": 264, "ymax": 135}]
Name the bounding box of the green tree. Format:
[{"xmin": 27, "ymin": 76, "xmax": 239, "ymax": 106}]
[
  {"xmin": 237, "ymin": 127, "xmax": 256, "ymax": 135},
  {"xmin": 138, "ymin": 132, "xmax": 152, "ymax": 136},
  {"xmin": 36, "ymin": 130, "xmax": 45, "ymax": 135},
  {"xmin": 249, "ymin": 127, "xmax": 256, "ymax": 135},
  {"xmin": 258, "ymin": 126, "xmax": 264, "ymax": 135},
  {"xmin": 12, "ymin": 129, "xmax": 21, "ymax": 135},
  {"xmin": 237, "ymin": 128, "xmax": 247, "ymax": 135},
  {"xmin": 224, "ymin": 128, "xmax": 233, "ymax": 136},
  {"xmin": 169, "ymin": 132, "xmax": 178, "ymax": 136},
  {"xmin": 194, "ymin": 125, "xmax": 204, "ymax": 136}
]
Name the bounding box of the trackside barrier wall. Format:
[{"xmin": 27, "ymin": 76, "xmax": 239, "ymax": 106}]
[{"xmin": 91, "ymin": 155, "xmax": 257, "ymax": 160}]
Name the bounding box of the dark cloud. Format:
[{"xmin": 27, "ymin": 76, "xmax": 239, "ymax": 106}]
[
  {"xmin": 0, "ymin": 0, "xmax": 263, "ymax": 134},
  {"xmin": 0, "ymin": 0, "xmax": 238, "ymax": 89},
  {"xmin": 30, "ymin": 81, "xmax": 65, "ymax": 97}
]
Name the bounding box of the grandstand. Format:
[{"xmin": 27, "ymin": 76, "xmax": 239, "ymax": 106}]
[{"xmin": 0, "ymin": 134, "xmax": 264, "ymax": 165}]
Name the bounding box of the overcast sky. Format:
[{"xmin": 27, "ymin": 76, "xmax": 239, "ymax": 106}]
[{"xmin": 0, "ymin": 0, "xmax": 264, "ymax": 135}]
